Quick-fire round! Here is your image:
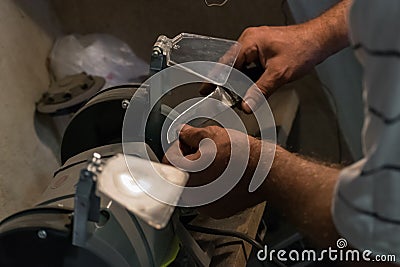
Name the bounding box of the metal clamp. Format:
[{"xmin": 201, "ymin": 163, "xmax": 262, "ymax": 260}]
[
  {"xmin": 150, "ymin": 35, "xmax": 173, "ymax": 74},
  {"xmin": 72, "ymin": 153, "xmax": 102, "ymax": 247}
]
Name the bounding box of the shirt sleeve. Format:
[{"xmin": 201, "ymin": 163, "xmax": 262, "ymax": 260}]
[{"xmin": 332, "ymin": 0, "xmax": 400, "ymax": 259}]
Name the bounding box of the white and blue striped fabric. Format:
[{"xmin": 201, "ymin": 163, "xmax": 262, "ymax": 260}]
[{"xmin": 332, "ymin": 0, "xmax": 400, "ymax": 261}]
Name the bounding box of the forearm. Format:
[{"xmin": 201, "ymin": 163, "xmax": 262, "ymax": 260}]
[
  {"xmin": 262, "ymin": 2, "xmax": 351, "ymax": 241},
  {"xmin": 262, "ymin": 146, "xmax": 341, "ymax": 247},
  {"xmin": 301, "ymin": 0, "xmax": 352, "ymax": 63}
]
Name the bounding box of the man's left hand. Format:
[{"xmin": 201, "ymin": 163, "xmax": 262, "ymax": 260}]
[{"xmin": 162, "ymin": 125, "xmax": 267, "ymax": 218}]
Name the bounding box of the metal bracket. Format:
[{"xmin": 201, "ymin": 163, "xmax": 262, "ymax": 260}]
[
  {"xmin": 149, "ymin": 35, "xmax": 172, "ymax": 74},
  {"xmin": 72, "ymin": 153, "xmax": 102, "ymax": 247}
]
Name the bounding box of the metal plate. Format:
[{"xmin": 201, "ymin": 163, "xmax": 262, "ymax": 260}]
[{"xmin": 37, "ymin": 73, "xmax": 105, "ymax": 114}]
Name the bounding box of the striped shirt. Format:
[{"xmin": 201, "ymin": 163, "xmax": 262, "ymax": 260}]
[{"xmin": 332, "ymin": 0, "xmax": 400, "ymax": 261}]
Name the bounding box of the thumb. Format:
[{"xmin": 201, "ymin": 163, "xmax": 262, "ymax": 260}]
[
  {"xmin": 162, "ymin": 138, "xmax": 203, "ymax": 170},
  {"xmin": 241, "ymin": 68, "xmax": 279, "ymax": 113},
  {"xmin": 179, "ymin": 125, "xmax": 211, "ymax": 149},
  {"xmin": 185, "ymin": 150, "xmax": 202, "ymax": 161}
]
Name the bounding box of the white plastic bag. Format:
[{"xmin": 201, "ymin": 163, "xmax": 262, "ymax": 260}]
[{"xmin": 50, "ymin": 34, "xmax": 149, "ymax": 88}]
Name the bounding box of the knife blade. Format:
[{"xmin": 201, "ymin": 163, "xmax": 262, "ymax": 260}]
[{"xmin": 166, "ymin": 86, "xmax": 241, "ymax": 143}]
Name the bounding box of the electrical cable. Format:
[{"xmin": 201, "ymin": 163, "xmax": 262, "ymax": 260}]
[
  {"xmin": 204, "ymin": 0, "xmax": 228, "ymax": 7},
  {"xmin": 281, "ymin": 0, "xmax": 289, "ymax": 26},
  {"xmin": 184, "ymin": 223, "xmax": 292, "ymax": 267},
  {"xmin": 184, "ymin": 223, "xmax": 264, "ymax": 250}
]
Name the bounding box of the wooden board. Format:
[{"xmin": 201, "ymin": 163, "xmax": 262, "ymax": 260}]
[{"xmin": 190, "ymin": 203, "xmax": 266, "ymax": 267}]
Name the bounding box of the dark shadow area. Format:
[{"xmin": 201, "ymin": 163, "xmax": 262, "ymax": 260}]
[
  {"xmin": 14, "ymin": 0, "xmax": 62, "ymax": 38},
  {"xmin": 286, "ymin": 72, "xmax": 353, "ymax": 165},
  {"xmin": 50, "ymin": 0, "xmax": 289, "ymax": 63},
  {"xmin": 33, "ymin": 112, "xmax": 62, "ymax": 164}
]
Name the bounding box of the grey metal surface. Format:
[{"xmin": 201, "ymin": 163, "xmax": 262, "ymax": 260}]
[
  {"xmin": 37, "ymin": 73, "xmax": 105, "ymax": 114},
  {"xmin": 60, "ymin": 85, "xmax": 143, "ymax": 163},
  {"xmin": 36, "ymin": 143, "xmax": 174, "ymax": 267}
]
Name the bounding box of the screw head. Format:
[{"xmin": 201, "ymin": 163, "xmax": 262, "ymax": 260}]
[
  {"xmin": 152, "ymin": 47, "xmax": 162, "ymax": 55},
  {"xmin": 37, "ymin": 230, "xmax": 47, "ymax": 239},
  {"xmin": 121, "ymin": 99, "xmax": 130, "ymax": 109}
]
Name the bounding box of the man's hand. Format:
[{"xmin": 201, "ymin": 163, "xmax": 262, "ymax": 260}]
[
  {"xmin": 201, "ymin": 0, "xmax": 350, "ymax": 113},
  {"xmin": 162, "ymin": 125, "xmax": 267, "ymax": 219},
  {"xmin": 163, "ymin": 125, "xmax": 342, "ymax": 247},
  {"xmin": 234, "ymin": 25, "xmax": 327, "ymax": 113}
]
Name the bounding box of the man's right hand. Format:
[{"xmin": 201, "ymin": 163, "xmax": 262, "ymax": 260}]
[
  {"xmin": 201, "ymin": 1, "xmax": 350, "ymax": 113},
  {"xmin": 200, "ymin": 25, "xmax": 326, "ymax": 112},
  {"xmin": 232, "ymin": 25, "xmax": 327, "ymax": 113}
]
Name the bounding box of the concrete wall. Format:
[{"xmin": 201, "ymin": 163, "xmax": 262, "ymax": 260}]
[
  {"xmin": 51, "ymin": 0, "xmax": 363, "ymax": 159},
  {"xmin": 0, "ymin": 0, "xmax": 61, "ymax": 220},
  {"xmin": 51, "ymin": 0, "xmax": 287, "ymax": 63}
]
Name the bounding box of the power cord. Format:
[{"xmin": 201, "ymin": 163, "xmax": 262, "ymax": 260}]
[
  {"xmin": 185, "ymin": 223, "xmax": 292, "ymax": 267},
  {"xmin": 281, "ymin": 0, "xmax": 289, "ymax": 25},
  {"xmin": 180, "ymin": 209, "xmax": 289, "ymax": 266},
  {"xmin": 204, "ymin": 0, "xmax": 228, "ymax": 7},
  {"xmin": 184, "ymin": 223, "xmax": 264, "ymax": 250}
]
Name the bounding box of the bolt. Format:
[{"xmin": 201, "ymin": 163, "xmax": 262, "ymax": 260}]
[
  {"xmin": 152, "ymin": 47, "xmax": 162, "ymax": 56},
  {"xmin": 87, "ymin": 153, "xmax": 102, "ymax": 173},
  {"xmin": 121, "ymin": 99, "xmax": 130, "ymax": 109},
  {"xmin": 91, "ymin": 153, "xmax": 102, "ymax": 166},
  {"xmin": 37, "ymin": 230, "xmax": 47, "ymax": 239}
]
